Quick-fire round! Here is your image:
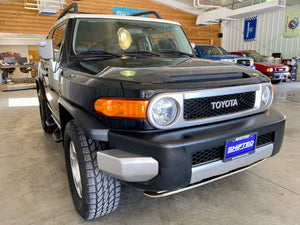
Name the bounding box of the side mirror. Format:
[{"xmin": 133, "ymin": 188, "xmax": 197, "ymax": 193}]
[
  {"xmin": 38, "ymin": 39, "xmax": 54, "ymax": 60},
  {"xmin": 191, "ymin": 43, "xmax": 196, "ymax": 49}
]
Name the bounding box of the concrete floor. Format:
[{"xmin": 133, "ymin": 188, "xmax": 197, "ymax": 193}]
[{"xmin": 0, "ymin": 82, "xmax": 299, "ymax": 225}]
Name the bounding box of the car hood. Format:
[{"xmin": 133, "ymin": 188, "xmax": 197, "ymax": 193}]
[
  {"xmin": 254, "ymin": 62, "xmax": 288, "ymax": 68},
  {"xmin": 75, "ymin": 57, "xmax": 259, "ymax": 84},
  {"xmin": 203, "ymin": 55, "xmax": 237, "ymax": 60}
]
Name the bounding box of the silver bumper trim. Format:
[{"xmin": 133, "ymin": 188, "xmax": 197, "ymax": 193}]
[
  {"xmin": 191, "ymin": 143, "xmax": 273, "ymax": 183},
  {"xmin": 97, "ymin": 150, "xmax": 159, "ymax": 182},
  {"xmin": 144, "ymin": 144, "xmax": 273, "ymax": 198},
  {"xmin": 144, "ymin": 159, "xmax": 265, "ymax": 198}
]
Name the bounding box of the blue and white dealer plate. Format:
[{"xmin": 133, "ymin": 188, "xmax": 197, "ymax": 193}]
[{"xmin": 224, "ymin": 133, "xmax": 257, "ymax": 162}]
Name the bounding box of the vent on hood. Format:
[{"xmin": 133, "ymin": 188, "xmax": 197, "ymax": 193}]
[{"xmin": 170, "ymin": 72, "xmax": 250, "ymax": 82}]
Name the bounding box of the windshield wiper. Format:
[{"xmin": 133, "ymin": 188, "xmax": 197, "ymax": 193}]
[
  {"xmin": 160, "ymin": 50, "xmax": 194, "ymax": 57},
  {"xmin": 124, "ymin": 50, "xmax": 163, "ymax": 57},
  {"xmin": 79, "ymin": 50, "xmax": 122, "ymax": 58}
]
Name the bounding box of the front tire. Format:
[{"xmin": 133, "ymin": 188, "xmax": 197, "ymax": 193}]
[{"xmin": 64, "ymin": 120, "xmax": 121, "ymax": 220}]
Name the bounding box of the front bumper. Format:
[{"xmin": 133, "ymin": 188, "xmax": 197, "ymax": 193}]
[
  {"xmin": 99, "ymin": 109, "xmax": 285, "ymax": 192},
  {"xmin": 265, "ymin": 72, "xmax": 290, "ymax": 80}
]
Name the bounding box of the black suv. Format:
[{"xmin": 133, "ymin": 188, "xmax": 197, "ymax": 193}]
[{"xmin": 36, "ymin": 4, "xmax": 285, "ymax": 220}]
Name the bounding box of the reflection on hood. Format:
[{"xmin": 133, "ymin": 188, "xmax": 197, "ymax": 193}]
[
  {"xmin": 67, "ymin": 57, "xmax": 256, "ymax": 84},
  {"xmin": 78, "ymin": 57, "xmax": 188, "ymax": 74}
]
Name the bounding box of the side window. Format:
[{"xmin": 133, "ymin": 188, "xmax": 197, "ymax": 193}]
[
  {"xmin": 211, "ymin": 48, "xmax": 219, "ymax": 55},
  {"xmin": 52, "ymin": 25, "xmax": 66, "ymax": 61}
]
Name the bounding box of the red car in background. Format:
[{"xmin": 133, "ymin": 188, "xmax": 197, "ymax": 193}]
[{"xmin": 230, "ymin": 51, "xmax": 290, "ymax": 84}]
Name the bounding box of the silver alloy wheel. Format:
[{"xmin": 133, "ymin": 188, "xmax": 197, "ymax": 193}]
[{"xmin": 69, "ymin": 141, "xmax": 82, "ymax": 198}]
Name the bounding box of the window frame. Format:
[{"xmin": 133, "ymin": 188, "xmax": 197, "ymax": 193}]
[{"xmin": 47, "ymin": 22, "xmax": 67, "ymax": 62}]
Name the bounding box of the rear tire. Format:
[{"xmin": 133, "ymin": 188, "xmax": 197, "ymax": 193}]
[{"xmin": 64, "ymin": 120, "xmax": 121, "ymax": 220}]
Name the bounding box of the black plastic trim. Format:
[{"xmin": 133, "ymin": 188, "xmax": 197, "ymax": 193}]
[
  {"xmin": 57, "ymin": 3, "xmax": 78, "ymax": 21},
  {"xmin": 108, "ymin": 109, "xmax": 285, "ymax": 192},
  {"xmin": 58, "ymin": 97, "xmax": 109, "ymax": 141},
  {"xmin": 130, "ymin": 11, "xmax": 162, "ymax": 19}
]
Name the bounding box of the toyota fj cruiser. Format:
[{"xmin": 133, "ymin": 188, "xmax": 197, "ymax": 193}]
[{"xmin": 37, "ymin": 3, "xmax": 285, "ymax": 220}]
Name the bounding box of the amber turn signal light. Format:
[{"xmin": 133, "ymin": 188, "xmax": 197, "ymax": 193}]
[{"xmin": 94, "ymin": 98, "xmax": 149, "ymax": 118}]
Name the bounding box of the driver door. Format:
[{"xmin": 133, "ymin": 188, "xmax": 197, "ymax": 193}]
[{"xmin": 45, "ymin": 24, "xmax": 66, "ymax": 121}]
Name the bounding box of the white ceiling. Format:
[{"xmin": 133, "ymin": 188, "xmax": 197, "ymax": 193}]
[
  {"xmin": 152, "ymin": 0, "xmax": 300, "ymax": 15},
  {"xmin": 0, "ymin": 1, "xmax": 298, "ymax": 13}
]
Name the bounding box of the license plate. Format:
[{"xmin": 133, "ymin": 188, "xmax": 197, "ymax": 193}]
[
  {"xmin": 280, "ymin": 74, "xmax": 285, "ymax": 79},
  {"xmin": 224, "ymin": 133, "xmax": 257, "ymax": 162}
]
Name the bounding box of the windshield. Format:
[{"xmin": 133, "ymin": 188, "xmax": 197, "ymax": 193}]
[
  {"xmin": 198, "ymin": 46, "xmax": 229, "ymax": 56},
  {"xmin": 244, "ymin": 52, "xmax": 267, "ymax": 62},
  {"xmin": 72, "ymin": 18, "xmax": 193, "ymax": 57}
]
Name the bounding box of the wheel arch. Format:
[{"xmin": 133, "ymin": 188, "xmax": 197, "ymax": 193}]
[
  {"xmin": 35, "ymin": 79, "xmax": 40, "ymax": 92},
  {"xmin": 36, "ymin": 78, "xmax": 46, "ymax": 98},
  {"xmin": 59, "ymin": 103, "xmax": 74, "ymax": 141},
  {"xmin": 58, "ymin": 97, "xmax": 109, "ymax": 142}
]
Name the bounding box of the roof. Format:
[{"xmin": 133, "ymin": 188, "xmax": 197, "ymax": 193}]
[{"xmin": 55, "ymin": 13, "xmax": 181, "ymax": 27}]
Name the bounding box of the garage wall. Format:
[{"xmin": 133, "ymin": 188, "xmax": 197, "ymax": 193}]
[
  {"xmin": 222, "ymin": 7, "xmax": 300, "ymax": 58},
  {"xmin": 0, "ymin": 45, "xmax": 28, "ymax": 58},
  {"xmin": 0, "ymin": 45, "xmax": 30, "ymax": 78},
  {"xmin": 0, "ymin": 0, "xmax": 221, "ymax": 46}
]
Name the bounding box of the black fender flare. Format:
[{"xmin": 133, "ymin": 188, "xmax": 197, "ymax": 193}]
[{"xmin": 58, "ymin": 97, "xmax": 109, "ymax": 141}]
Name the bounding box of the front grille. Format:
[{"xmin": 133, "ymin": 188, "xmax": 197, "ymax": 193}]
[
  {"xmin": 184, "ymin": 92, "xmax": 256, "ymax": 121},
  {"xmin": 256, "ymin": 132, "xmax": 274, "ymax": 146},
  {"xmin": 276, "ymin": 68, "xmax": 285, "ymax": 72},
  {"xmin": 236, "ymin": 59, "xmax": 251, "ymax": 67},
  {"xmin": 192, "ymin": 146, "xmax": 224, "ymax": 166},
  {"xmin": 191, "ymin": 132, "xmax": 274, "ymax": 166}
]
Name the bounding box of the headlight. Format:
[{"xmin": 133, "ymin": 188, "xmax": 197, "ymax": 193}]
[
  {"xmin": 261, "ymin": 84, "xmax": 273, "ymax": 108},
  {"xmin": 249, "ymin": 58, "xmax": 254, "ymax": 66},
  {"xmin": 266, "ymin": 68, "xmax": 274, "ymax": 72},
  {"xmin": 149, "ymin": 97, "xmax": 178, "ymax": 127}
]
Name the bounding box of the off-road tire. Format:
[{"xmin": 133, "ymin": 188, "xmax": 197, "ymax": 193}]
[
  {"xmin": 37, "ymin": 91, "xmax": 56, "ymax": 133},
  {"xmin": 64, "ymin": 120, "xmax": 121, "ymax": 220}
]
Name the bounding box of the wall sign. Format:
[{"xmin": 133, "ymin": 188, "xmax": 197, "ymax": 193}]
[
  {"xmin": 113, "ymin": 7, "xmax": 148, "ymax": 17},
  {"xmin": 283, "ymin": 7, "xmax": 300, "ymax": 38},
  {"xmin": 244, "ymin": 16, "xmax": 257, "ymax": 42}
]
